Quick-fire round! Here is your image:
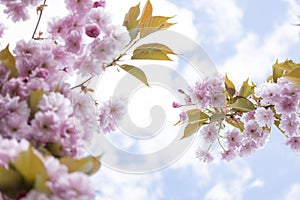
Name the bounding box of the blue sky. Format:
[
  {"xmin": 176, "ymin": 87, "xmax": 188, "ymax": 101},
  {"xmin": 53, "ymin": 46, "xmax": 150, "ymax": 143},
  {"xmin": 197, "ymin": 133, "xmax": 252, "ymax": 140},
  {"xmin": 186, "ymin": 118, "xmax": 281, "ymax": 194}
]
[
  {"xmin": 91, "ymin": 0, "xmax": 300, "ymax": 200},
  {"xmin": 1, "ymin": 0, "xmax": 300, "ymax": 199}
]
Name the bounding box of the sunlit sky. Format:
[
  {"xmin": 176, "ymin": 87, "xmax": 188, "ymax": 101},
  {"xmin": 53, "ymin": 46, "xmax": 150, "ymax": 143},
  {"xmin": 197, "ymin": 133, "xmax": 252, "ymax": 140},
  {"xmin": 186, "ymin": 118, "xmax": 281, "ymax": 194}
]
[{"xmin": 1, "ymin": 0, "xmax": 300, "ymax": 199}]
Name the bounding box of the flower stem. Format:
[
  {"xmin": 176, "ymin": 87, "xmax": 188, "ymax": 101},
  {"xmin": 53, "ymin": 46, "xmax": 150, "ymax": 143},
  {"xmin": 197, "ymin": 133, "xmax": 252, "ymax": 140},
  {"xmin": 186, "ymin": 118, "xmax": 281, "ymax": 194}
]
[{"xmin": 32, "ymin": 0, "xmax": 47, "ymax": 39}]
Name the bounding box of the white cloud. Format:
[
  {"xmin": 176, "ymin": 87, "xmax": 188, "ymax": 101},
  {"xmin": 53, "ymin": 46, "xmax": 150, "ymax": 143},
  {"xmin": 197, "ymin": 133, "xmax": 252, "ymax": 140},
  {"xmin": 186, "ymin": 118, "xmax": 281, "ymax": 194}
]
[
  {"xmin": 219, "ymin": 2, "xmax": 300, "ymax": 84},
  {"xmin": 192, "ymin": 0, "xmax": 244, "ymax": 44},
  {"xmin": 284, "ymin": 183, "xmax": 300, "ymax": 200}
]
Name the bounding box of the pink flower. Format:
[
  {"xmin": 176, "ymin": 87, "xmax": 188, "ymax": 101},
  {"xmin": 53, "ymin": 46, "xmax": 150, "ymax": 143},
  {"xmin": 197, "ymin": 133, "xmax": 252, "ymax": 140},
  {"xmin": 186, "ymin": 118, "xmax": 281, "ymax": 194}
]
[
  {"xmin": 179, "ymin": 111, "xmax": 188, "ymax": 122},
  {"xmin": 85, "ymin": 24, "xmax": 101, "ymax": 38},
  {"xmin": 275, "ymin": 96, "xmax": 298, "ymax": 115},
  {"xmin": 279, "ymin": 114, "xmax": 299, "ymax": 137},
  {"xmin": 3, "ymin": 2, "xmax": 29, "ymax": 22},
  {"xmin": 0, "ymin": 23, "xmax": 5, "ymax": 38},
  {"xmin": 31, "ymin": 111, "xmax": 61, "ymax": 143},
  {"xmin": 239, "ymin": 139, "xmax": 257, "ymax": 157},
  {"xmin": 87, "ymin": 7, "xmax": 111, "ymax": 29},
  {"xmin": 172, "ymin": 102, "xmax": 181, "ymax": 108},
  {"xmin": 221, "ymin": 149, "xmax": 236, "ymax": 162},
  {"xmin": 255, "ymin": 82, "xmax": 279, "ymax": 104},
  {"xmin": 286, "ymin": 136, "xmax": 300, "ymax": 152},
  {"xmin": 93, "ymin": 0, "xmax": 106, "ymax": 8},
  {"xmin": 254, "ymin": 107, "xmax": 274, "ymax": 127},
  {"xmin": 98, "ymin": 97, "xmax": 125, "ymax": 133},
  {"xmin": 243, "ymin": 111, "xmax": 255, "ymax": 122},
  {"xmin": 64, "ymin": 30, "xmax": 83, "ymax": 54},
  {"xmin": 50, "ymin": 172, "xmax": 95, "ymax": 199},
  {"xmin": 39, "ymin": 92, "xmax": 73, "ymax": 120},
  {"xmin": 0, "ymin": 137, "xmax": 29, "ymax": 167},
  {"xmin": 225, "ymin": 129, "xmax": 242, "ymax": 148},
  {"xmin": 244, "ymin": 120, "xmax": 263, "ymax": 141},
  {"xmin": 200, "ymin": 123, "xmax": 218, "ymax": 143},
  {"xmin": 195, "ymin": 148, "xmax": 214, "ymax": 163},
  {"xmin": 65, "ymin": 0, "xmax": 92, "ymax": 16}
]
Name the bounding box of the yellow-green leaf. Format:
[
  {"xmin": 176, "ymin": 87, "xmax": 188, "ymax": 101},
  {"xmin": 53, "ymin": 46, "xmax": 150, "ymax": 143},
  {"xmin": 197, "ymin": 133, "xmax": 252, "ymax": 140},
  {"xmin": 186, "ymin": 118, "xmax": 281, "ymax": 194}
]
[
  {"xmin": 140, "ymin": 0, "xmax": 153, "ymax": 28},
  {"xmin": 225, "ymin": 117, "xmax": 244, "ymax": 132},
  {"xmin": 132, "ymin": 45, "xmax": 173, "ymax": 61},
  {"xmin": 120, "ymin": 64, "xmax": 149, "ymax": 87},
  {"xmin": 0, "ymin": 45, "xmax": 18, "ymax": 79},
  {"xmin": 60, "ymin": 156, "xmax": 101, "ymax": 175},
  {"xmin": 134, "ymin": 43, "xmax": 176, "ymax": 55},
  {"xmin": 229, "ymin": 98, "xmax": 255, "ymax": 112},
  {"xmin": 186, "ymin": 109, "xmax": 209, "ymax": 123},
  {"xmin": 29, "ymin": 88, "xmax": 44, "ymax": 118},
  {"xmin": 181, "ymin": 121, "xmax": 202, "ymax": 139},
  {"xmin": 284, "ymin": 68, "xmax": 300, "ymax": 87},
  {"xmin": 45, "ymin": 142, "xmax": 61, "ymax": 157},
  {"xmin": 13, "ymin": 147, "xmax": 49, "ymax": 193},
  {"xmin": 238, "ymin": 78, "xmax": 254, "ymax": 98},
  {"xmin": 210, "ymin": 112, "xmax": 226, "ymax": 123},
  {"xmin": 225, "ymin": 74, "xmax": 236, "ymax": 98},
  {"xmin": 140, "ymin": 16, "xmax": 173, "ymax": 38},
  {"xmin": 123, "ymin": 3, "xmax": 140, "ymax": 40},
  {"xmin": 0, "ymin": 167, "xmax": 24, "ymax": 198},
  {"xmin": 272, "ymin": 59, "xmax": 284, "ymax": 83}
]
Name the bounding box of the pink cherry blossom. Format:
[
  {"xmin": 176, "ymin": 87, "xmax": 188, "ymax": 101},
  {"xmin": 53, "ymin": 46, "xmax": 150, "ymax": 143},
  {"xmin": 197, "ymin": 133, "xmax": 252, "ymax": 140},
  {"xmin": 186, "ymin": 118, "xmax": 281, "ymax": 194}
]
[
  {"xmin": 0, "ymin": 23, "xmax": 5, "ymax": 38},
  {"xmin": 239, "ymin": 139, "xmax": 257, "ymax": 157},
  {"xmin": 39, "ymin": 92, "xmax": 73, "ymax": 120},
  {"xmin": 64, "ymin": 30, "xmax": 83, "ymax": 54},
  {"xmin": 93, "ymin": 0, "xmax": 106, "ymax": 8},
  {"xmin": 279, "ymin": 114, "xmax": 299, "ymax": 137},
  {"xmin": 85, "ymin": 24, "xmax": 101, "ymax": 38},
  {"xmin": 179, "ymin": 111, "xmax": 188, "ymax": 122},
  {"xmin": 195, "ymin": 148, "xmax": 214, "ymax": 163},
  {"xmin": 254, "ymin": 107, "xmax": 274, "ymax": 127},
  {"xmin": 50, "ymin": 172, "xmax": 95, "ymax": 199},
  {"xmin": 286, "ymin": 136, "xmax": 300, "ymax": 152},
  {"xmin": 3, "ymin": 2, "xmax": 29, "ymax": 22},
  {"xmin": 200, "ymin": 123, "xmax": 218, "ymax": 143},
  {"xmin": 225, "ymin": 129, "xmax": 242, "ymax": 148},
  {"xmin": 0, "ymin": 136, "xmax": 29, "ymax": 167},
  {"xmin": 98, "ymin": 97, "xmax": 125, "ymax": 133},
  {"xmin": 221, "ymin": 149, "xmax": 236, "ymax": 162}
]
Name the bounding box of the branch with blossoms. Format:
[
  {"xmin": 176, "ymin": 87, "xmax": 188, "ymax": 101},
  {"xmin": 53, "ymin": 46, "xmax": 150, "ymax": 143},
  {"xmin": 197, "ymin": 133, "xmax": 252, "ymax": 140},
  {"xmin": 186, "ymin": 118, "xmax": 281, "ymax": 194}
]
[
  {"xmin": 173, "ymin": 59, "xmax": 300, "ymax": 163},
  {"xmin": 0, "ymin": 0, "xmax": 176, "ymax": 199}
]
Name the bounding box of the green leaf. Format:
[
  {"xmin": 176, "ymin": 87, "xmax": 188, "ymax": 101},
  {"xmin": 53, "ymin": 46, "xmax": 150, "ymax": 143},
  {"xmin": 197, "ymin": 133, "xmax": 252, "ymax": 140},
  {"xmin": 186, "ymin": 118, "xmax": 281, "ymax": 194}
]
[
  {"xmin": 132, "ymin": 44, "xmax": 174, "ymax": 61},
  {"xmin": 238, "ymin": 78, "xmax": 254, "ymax": 98},
  {"xmin": 225, "ymin": 74, "xmax": 236, "ymax": 98},
  {"xmin": 225, "ymin": 117, "xmax": 244, "ymax": 132},
  {"xmin": 229, "ymin": 98, "xmax": 255, "ymax": 112},
  {"xmin": 186, "ymin": 109, "xmax": 209, "ymax": 123},
  {"xmin": 139, "ymin": 0, "xmax": 153, "ymax": 28},
  {"xmin": 284, "ymin": 68, "xmax": 300, "ymax": 87},
  {"xmin": 123, "ymin": 3, "xmax": 140, "ymax": 40},
  {"xmin": 29, "ymin": 88, "xmax": 44, "ymax": 118},
  {"xmin": 0, "ymin": 45, "xmax": 18, "ymax": 79},
  {"xmin": 13, "ymin": 147, "xmax": 50, "ymax": 193},
  {"xmin": 181, "ymin": 121, "xmax": 202, "ymax": 139},
  {"xmin": 272, "ymin": 59, "xmax": 284, "ymax": 83},
  {"xmin": 210, "ymin": 112, "xmax": 226, "ymax": 123},
  {"xmin": 60, "ymin": 156, "xmax": 101, "ymax": 175},
  {"xmin": 134, "ymin": 43, "xmax": 176, "ymax": 55},
  {"xmin": 45, "ymin": 142, "xmax": 62, "ymax": 157},
  {"xmin": 120, "ymin": 64, "xmax": 149, "ymax": 87},
  {"xmin": 140, "ymin": 16, "xmax": 173, "ymax": 38},
  {"xmin": 0, "ymin": 167, "xmax": 24, "ymax": 198}
]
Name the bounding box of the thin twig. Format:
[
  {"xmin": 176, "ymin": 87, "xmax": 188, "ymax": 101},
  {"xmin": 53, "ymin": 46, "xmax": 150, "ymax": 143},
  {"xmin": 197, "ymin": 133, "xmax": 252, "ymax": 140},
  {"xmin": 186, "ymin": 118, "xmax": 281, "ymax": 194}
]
[{"xmin": 32, "ymin": 0, "xmax": 47, "ymax": 39}]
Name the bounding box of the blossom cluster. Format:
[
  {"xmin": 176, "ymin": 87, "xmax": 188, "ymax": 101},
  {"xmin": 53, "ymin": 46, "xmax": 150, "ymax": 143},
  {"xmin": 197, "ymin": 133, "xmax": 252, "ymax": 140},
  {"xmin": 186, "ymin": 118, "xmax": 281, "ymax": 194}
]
[
  {"xmin": 0, "ymin": 0, "xmax": 128, "ymax": 199},
  {"xmin": 174, "ymin": 74, "xmax": 300, "ymax": 163},
  {"xmin": 0, "ymin": 136, "xmax": 95, "ymax": 200}
]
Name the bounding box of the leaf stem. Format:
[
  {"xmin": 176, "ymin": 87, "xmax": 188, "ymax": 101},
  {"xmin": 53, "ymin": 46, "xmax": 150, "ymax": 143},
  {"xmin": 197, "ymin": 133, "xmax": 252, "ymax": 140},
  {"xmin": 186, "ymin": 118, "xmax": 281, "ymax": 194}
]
[{"xmin": 32, "ymin": 0, "xmax": 47, "ymax": 39}]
